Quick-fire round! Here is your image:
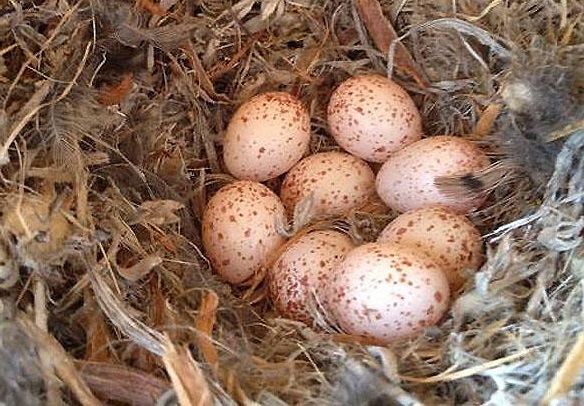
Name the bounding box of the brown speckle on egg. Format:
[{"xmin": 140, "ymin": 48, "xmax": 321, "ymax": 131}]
[
  {"xmin": 202, "ymin": 180, "xmax": 287, "ymax": 285},
  {"xmin": 268, "ymin": 230, "xmax": 355, "ymax": 324},
  {"xmin": 375, "ymin": 135, "xmax": 490, "ymax": 214},
  {"xmin": 377, "ymin": 206, "xmax": 484, "ymax": 292},
  {"xmin": 323, "ymin": 242, "xmax": 450, "ymax": 344},
  {"xmin": 327, "ymin": 75, "xmax": 423, "ymax": 162},
  {"xmin": 280, "ymin": 151, "xmax": 376, "ymax": 218},
  {"xmin": 223, "ymin": 92, "xmax": 311, "ymax": 182}
]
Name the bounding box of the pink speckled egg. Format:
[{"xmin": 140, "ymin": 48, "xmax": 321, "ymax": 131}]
[
  {"xmin": 375, "ymin": 135, "xmax": 490, "ymax": 214},
  {"xmin": 279, "ymin": 151, "xmax": 376, "ymax": 218},
  {"xmin": 327, "ymin": 75, "xmax": 423, "ymax": 163},
  {"xmin": 202, "ymin": 180, "xmax": 287, "ymax": 285},
  {"xmin": 325, "ymin": 242, "xmax": 450, "ymax": 344},
  {"xmin": 268, "ymin": 230, "xmax": 355, "ymax": 324},
  {"xmin": 377, "ymin": 206, "xmax": 484, "ymax": 292},
  {"xmin": 223, "ymin": 92, "xmax": 311, "ymax": 182}
]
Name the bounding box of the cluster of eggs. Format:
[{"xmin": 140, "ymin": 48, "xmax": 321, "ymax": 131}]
[{"xmin": 202, "ymin": 75, "xmax": 490, "ymax": 345}]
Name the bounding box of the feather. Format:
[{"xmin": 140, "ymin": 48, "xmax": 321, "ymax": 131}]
[{"xmin": 436, "ymin": 59, "xmax": 583, "ymax": 214}]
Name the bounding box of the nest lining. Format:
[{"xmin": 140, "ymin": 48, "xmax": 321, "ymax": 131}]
[{"xmin": 0, "ymin": 0, "xmax": 583, "ymax": 405}]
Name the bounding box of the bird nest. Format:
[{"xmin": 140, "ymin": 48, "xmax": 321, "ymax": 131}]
[{"xmin": 0, "ymin": 0, "xmax": 583, "ymax": 405}]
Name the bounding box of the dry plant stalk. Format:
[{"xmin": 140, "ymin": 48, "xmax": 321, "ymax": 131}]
[
  {"xmin": 0, "ymin": 0, "xmax": 582, "ymax": 405},
  {"xmin": 473, "ymin": 103, "xmax": 502, "ymax": 137},
  {"xmin": 543, "ymin": 333, "xmax": 584, "ymax": 405},
  {"xmin": 19, "ymin": 318, "xmax": 101, "ymax": 406},
  {"xmin": 400, "ymin": 348, "xmax": 535, "ymax": 384},
  {"xmin": 0, "ymin": 81, "xmax": 53, "ymax": 165},
  {"xmin": 195, "ymin": 290, "xmax": 220, "ymax": 376},
  {"xmin": 161, "ymin": 335, "xmax": 214, "ymax": 406}
]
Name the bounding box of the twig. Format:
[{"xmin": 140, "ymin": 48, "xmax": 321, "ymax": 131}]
[
  {"xmin": 400, "ymin": 348, "xmax": 534, "ymax": 383},
  {"xmin": 20, "ymin": 317, "xmax": 103, "ymax": 406},
  {"xmin": 0, "ymin": 81, "xmax": 53, "ymax": 166},
  {"xmin": 2, "ymin": 1, "xmax": 82, "ymax": 107},
  {"xmin": 542, "ymin": 333, "xmax": 584, "ymax": 405},
  {"xmin": 34, "ymin": 276, "xmax": 62, "ymax": 405},
  {"xmin": 545, "ymin": 118, "xmax": 584, "ymax": 142},
  {"xmin": 0, "ymin": 39, "xmax": 92, "ymax": 167},
  {"xmin": 459, "ymin": 0, "xmax": 504, "ymax": 22},
  {"xmin": 0, "ymin": 43, "xmax": 17, "ymax": 57},
  {"xmin": 53, "ymin": 41, "xmax": 93, "ymax": 104}
]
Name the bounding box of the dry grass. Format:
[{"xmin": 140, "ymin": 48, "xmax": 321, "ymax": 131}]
[{"xmin": 0, "ymin": 0, "xmax": 583, "ymax": 404}]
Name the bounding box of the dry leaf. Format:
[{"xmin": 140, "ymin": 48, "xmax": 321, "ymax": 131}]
[
  {"xmin": 75, "ymin": 361, "xmax": 170, "ymax": 406},
  {"xmin": 19, "ymin": 318, "xmax": 102, "ymax": 406},
  {"xmin": 157, "ymin": 147, "xmax": 185, "ymax": 181},
  {"xmin": 80, "ymin": 289, "xmax": 113, "ymax": 363},
  {"xmin": 138, "ymin": 199, "xmax": 185, "ymax": 226},
  {"xmin": 181, "ymin": 40, "xmax": 227, "ymax": 101},
  {"xmin": 97, "ymin": 73, "xmax": 134, "ymax": 106},
  {"xmin": 2, "ymin": 193, "xmax": 73, "ymax": 261},
  {"xmin": 138, "ymin": 0, "xmax": 167, "ymax": 16},
  {"xmin": 353, "ymin": 0, "xmax": 429, "ymax": 88},
  {"xmin": 149, "ymin": 274, "xmax": 171, "ymax": 330},
  {"xmin": 152, "ymin": 229, "xmax": 179, "ymax": 255},
  {"xmin": 195, "ymin": 291, "xmax": 220, "ymax": 376},
  {"xmin": 260, "ymin": 0, "xmax": 284, "ymax": 21},
  {"xmin": 160, "ymin": 0, "xmax": 180, "ymax": 10},
  {"xmin": 118, "ymin": 254, "xmax": 163, "ymax": 281},
  {"xmin": 474, "ymin": 103, "xmax": 502, "ymax": 137},
  {"xmin": 231, "ymin": 0, "xmax": 256, "ymax": 20},
  {"xmin": 161, "ymin": 336, "xmax": 214, "ymax": 406}
]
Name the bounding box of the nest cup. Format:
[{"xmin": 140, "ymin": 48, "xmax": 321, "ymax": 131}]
[{"xmin": 0, "ymin": 0, "xmax": 583, "ymax": 405}]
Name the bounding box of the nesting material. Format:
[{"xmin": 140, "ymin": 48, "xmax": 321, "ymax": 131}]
[{"xmin": 0, "ymin": 0, "xmax": 582, "ymax": 405}]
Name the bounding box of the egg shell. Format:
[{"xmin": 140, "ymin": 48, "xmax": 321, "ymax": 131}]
[
  {"xmin": 327, "ymin": 75, "xmax": 423, "ymax": 163},
  {"xmin": 377, "ymin": 206, "xmax": 484, "ymax": 291},
  {"xmin": 375, "ymin": 135, "xmax": 490, "ymax": 214},
  {"xmin": 223, "ymin": 92, "xmax": 311, "ymax": 182},
  {"xmin": 202, "ymin": 180, "xmax": 287, "ymax": 285},
  {"xmin": 268, "ymin": 230, "xmax": 355, "ymax": 324},
  {"xmin": 325, "ymin": 242, "xmax": 450, "ymax": 344},
  {"xmin": 279, "ymin": 151, "xmax": 376, "ymax": 218}
]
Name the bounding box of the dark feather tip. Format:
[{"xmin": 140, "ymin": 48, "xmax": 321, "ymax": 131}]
[
  {"xmin": 434, "ymin": 172, "xmax": 486, "ymax": 200},
  {"xmin": 459, "ymin": 173, "xmax": 486, "ymax": 192}
]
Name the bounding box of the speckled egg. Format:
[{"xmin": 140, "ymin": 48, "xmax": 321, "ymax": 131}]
[
  {"xmin": 202, "ymin": 180, "xmax": 287, "ymax": 285},
  {"xmin": 279, "ymin": 151, "xmax": 376, "ymax": 218},
  {"xmin": 325, "ymin": 242, "xmax": 450, "ymax": 344},
  {"xmin": 268, "ymin": 230, "xmax": 355, "ymax": 324},
  {"xmin": 223, "ymin": 92, "xmax": 311, "ymax": 182},
  {"xmin": 327, "ymin": 75, "xmax": 423, "ymax": 162},
  {"xmin": 375, "ymin": 135, "xmax": 490, "ymax": 214},
  {"xmin": 377, "ymin": 207, "xmax": 484, "ymax": 292}
]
